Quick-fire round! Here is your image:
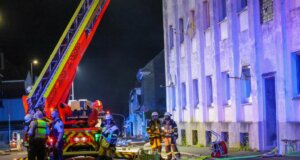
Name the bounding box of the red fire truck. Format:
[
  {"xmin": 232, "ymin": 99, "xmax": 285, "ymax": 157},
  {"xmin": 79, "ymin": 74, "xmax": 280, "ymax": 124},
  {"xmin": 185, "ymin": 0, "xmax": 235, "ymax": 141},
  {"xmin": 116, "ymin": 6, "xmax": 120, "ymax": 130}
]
[{"xmin": 22, "ymin": 0, "xmax": 110, "ymax": 157}]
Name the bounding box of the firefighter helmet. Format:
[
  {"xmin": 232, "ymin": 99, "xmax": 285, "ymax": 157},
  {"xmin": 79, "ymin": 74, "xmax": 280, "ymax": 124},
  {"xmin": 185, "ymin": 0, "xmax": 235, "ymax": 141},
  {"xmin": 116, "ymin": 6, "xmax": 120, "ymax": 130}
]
[
  {"xmin": 151, "ymin": 112, "xmax": 158, "ymax": 117},
  {"xmin": 93, "ymin": 100, "xmax": 102, "ymax": 110},
  {"xmin": 34, "ymin": 110, "xmax": 43, "ymax": 119},
  {"xmin": 24, "ymin": 114, "xmax": 33, "ymax": 123},
  {"xmin": 164, "ymin": 112, "xmax": 172, "ymax": 117}
]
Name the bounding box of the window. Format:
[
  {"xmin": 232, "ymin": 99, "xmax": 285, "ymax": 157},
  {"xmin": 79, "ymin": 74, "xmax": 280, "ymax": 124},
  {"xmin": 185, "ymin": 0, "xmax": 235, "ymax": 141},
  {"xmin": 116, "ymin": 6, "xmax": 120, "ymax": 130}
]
[
  {"xmin": 188, "ymin": 10, "xmax": 196, "ymax": 38},
  {"xmin": 240, "ymin": 132, "xmax": 249, "ymax": 149},
  {"xmin": 169, "ymin": 25, "xmax": 174, "ymax": 49},
  {"xmin": 181, "ymin": 129, "xmax": 187, "ymax": 145},
  {"xmin": 192, "ymin": 130, "xmax": 198, "ymax": 145},
  {"xmin": 218, "ymin": 0, "xmax": 227, "ymax": 21},
  {"xmin": 203, "ymin": 1, "xmax": 210, "ymax": 30},
  {"xmin": 206, "ymin": 76, "xmax": 213, "ymax": 106},
  {"xmin": 241, "ymin": 67, "xmax": 252, "ymax": 103},
  {"xmin": 171, "ymin": 86, "xmax": 176, "ymax": 110},
  {"xmin": 206, "ymin": 131, "xmax": 212, "ymax": 147},
  {"xmin": 238, "ymin": 0, "xmax": 248, "ymax": 12},
  {"xmin": 260, "ymin": 0, "xmax": 273, "ymax": 23},
  {"xmin": 179, "ymin": 18, "xmax": 184, "ymax": 43},
  {"xmin": 222, "ymin": 72, "xmax": 231, "ymax": 105},
  {"xmin": 181, "ymin": 82, "xmax": 187, "ymax": 108},
  {"xmin": 193, "ymin": 79, "xmax": 199, "ymax": 107},
  {"xmin": 292, "ymin": 52, "xmax": 300, "ymax": 96},
  {"xmin": 221, "ymin": 132, "xmax": 229, "ymax": 143}
]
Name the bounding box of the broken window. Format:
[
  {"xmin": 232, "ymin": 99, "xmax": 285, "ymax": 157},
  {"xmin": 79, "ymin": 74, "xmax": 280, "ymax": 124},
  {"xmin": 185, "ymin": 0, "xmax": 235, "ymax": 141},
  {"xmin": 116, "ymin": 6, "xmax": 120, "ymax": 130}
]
[{"xmin": 260, "ymin": 0, "xmax": 273, "ymax": 23}]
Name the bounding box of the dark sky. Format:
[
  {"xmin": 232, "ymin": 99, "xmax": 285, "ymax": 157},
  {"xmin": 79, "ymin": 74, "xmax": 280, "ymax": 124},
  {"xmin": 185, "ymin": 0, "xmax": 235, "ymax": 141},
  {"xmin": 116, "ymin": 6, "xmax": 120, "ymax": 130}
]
[{"xmin": 0, "ymin": 0, "xmax": 164, "ymax": 115}]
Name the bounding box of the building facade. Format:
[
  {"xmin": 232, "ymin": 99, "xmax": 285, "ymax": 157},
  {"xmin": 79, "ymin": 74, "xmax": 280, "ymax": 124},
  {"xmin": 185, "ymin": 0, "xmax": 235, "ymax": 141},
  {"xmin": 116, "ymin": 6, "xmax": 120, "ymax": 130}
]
[
  {"xmin": 128, "ymin": 51, "xmax": 166, "ymax": 137},
  {"xmin": 163, "ymin": 0, "xmax": 300, "ymax": 153}
]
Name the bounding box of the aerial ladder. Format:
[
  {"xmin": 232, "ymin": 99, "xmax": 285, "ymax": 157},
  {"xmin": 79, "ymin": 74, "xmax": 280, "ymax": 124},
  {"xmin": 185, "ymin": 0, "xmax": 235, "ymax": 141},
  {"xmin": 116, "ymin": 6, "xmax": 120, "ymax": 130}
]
[
  {"xmin": 20, "ymin": 1, "xmax": 142, "ymax": 158},
  {"xmin": 22, "ymin": 0, "xmax": 110, "ymax": 120}
]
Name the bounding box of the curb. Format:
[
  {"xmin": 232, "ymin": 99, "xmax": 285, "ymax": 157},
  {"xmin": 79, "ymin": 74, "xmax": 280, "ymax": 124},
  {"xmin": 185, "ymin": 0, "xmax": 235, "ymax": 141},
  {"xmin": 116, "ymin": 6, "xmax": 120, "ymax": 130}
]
[
  {"xmin": 180, "ymin": 152, "xmax": 201, "ymax": 157},
  {"xmin": 0, "ymin": 150, "xmax": 10, "ymax": 156}
]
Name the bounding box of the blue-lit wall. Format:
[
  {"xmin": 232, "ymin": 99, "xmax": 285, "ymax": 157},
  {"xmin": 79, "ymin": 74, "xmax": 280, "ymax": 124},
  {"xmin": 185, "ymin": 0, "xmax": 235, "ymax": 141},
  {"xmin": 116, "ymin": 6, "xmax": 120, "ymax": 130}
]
[
  {"xmin": 0, "ymin": 99, "xmax": 25, "ymax": 122},
  {"xmin": 163, "ymin": 0, "xmax": 300, "ymax": 154}
]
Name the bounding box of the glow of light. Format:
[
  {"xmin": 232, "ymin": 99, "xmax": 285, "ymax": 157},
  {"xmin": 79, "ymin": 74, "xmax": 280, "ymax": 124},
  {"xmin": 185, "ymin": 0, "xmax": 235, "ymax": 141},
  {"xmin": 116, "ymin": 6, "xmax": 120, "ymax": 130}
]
[
  {"xmin": 33, "ymin": 59, "xmax": 38, "ymax": 65},
  {"xmin": 74, "ymin": 137, "xmax": 80, "ymax": 143},
  {"xmin": 81, "ymin": 137, "xmax": 87, "ymax": 142}
]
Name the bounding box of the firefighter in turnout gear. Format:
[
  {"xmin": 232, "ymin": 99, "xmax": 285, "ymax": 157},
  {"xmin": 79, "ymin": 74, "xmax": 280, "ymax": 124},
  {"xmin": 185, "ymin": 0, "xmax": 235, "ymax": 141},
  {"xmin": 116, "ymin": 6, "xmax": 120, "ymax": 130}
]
[
  {"xmin": 162, "ymin": 112, "xmax": 180, "ymax": 160},
  {"xmin": 146, "ymin": 112, "xmax": 162, "ymax": 157},
  {"xmin": 24, "ymin": 113, "xmax": 33, "ymax": 157},
  {"xmin": 28, "ymin": 110, "xmax": 50, "ymax": 160},
  {"xmin": 98, "ymin": 114, "xmax": 119, "ymax": 160},
  {"xmin": 49, "ymin": 109, "xmax": 64, "ymax": 160}
]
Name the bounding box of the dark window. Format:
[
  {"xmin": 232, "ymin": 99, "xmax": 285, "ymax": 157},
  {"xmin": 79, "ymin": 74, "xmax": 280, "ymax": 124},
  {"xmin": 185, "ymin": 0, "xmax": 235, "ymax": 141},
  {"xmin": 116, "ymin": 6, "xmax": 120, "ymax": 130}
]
[
  {"xmin": 219, "ymin": 0, "xmax": 227, "ymax": 21},
  {"xmin": 292, "ymin": 52, "xmax": 300, "ymax": 95},
  {"xmin": 181, "ymin": 82, "xmax": 187, "ymax": 108},
  {"xmin": 193, "ymin": 79, "xmax": 199, "ymax": 107},
  {"xmin": 206, "ymin": 131, "xmax": 212, "ymax": 146},
  {"xmin": 181, "ymin": 129, "xmax": 187, "ymax": 145},
  {"xmin": 222, "ymin": 72, "xmax": 231, "ymax": 105},
  {"xmin": 206, "ymin": 76, "xmax": 213, "ymax": 106},
  {"xmin": 260, "ymin": 0, "xmax": 273, "ymax": 23},
  {"xmin": 297, "ymin": 54, "xmax": 300, "ymax": 94},
  {"xmin": 192, "ymin": 130, "xmax": 198, "ymax": 145},
  {"xmin": 238, "ymin": 0, "xmax": 248, "ymax": 12},
  {"xmin": 179, "ymin": 18, "xmax": 184, "ymax": 43},
  {"xmin": 169, "ymin": 25, "xmax": 174, "ymax": 49},
  {"xmin": 188, "ymin": 10, "xmax": 196, "ymax": 38},
  {"xmin": 240, "ymin": 132, "xmax": 249, "ymax": 149},
  {"xmin": 241, "ymin": 67, "xmax": 251, "ymax": 103},
  {"xmin": 203, "ymin": 1, "xmax": 210, "ymax": 29},
  {"xmin": 221, "ymin": 132, "xmax": 229, "ymax": 143}
]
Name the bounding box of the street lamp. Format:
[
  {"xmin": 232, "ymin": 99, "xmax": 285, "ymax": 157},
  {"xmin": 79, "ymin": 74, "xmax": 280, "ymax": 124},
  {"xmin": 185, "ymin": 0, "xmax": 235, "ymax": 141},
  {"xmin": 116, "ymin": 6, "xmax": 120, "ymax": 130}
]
[{"xmin": 30, "ymin": 59, "xmax": 38, "ymax": 83}]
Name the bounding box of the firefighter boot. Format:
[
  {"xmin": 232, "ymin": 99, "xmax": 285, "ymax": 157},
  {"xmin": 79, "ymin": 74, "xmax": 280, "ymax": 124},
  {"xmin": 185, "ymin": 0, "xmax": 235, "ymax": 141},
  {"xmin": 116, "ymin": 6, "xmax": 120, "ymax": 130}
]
[
  {"xmin": 165, "ymin": 144, "xmax": 172, "ymax": 160},
  {"xmin": 158, "ymin": 145, "xmax": 164, "ymax": 160},
  {"xmin": 171, "ymin": 144, "xmax": 180, "ymax": 159}
]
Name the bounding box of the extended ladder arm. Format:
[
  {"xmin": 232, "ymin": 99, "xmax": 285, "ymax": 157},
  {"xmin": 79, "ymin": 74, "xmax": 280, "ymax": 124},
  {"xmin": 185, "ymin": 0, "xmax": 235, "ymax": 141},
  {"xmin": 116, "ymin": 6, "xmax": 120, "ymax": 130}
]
[{"xmin": 22, "ymin": 0, "xmax": 110, "ymax": 120}]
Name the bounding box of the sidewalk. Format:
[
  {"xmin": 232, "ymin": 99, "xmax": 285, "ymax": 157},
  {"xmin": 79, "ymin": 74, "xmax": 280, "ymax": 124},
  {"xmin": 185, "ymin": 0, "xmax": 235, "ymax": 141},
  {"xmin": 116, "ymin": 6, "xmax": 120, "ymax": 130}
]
[
  {"xmin": 0, "ymin": 143, "xmax": 9, "ymax": 155},
  {"xmin": 176, "ymin": 145, "xmax": 300, "ymax": 160}
]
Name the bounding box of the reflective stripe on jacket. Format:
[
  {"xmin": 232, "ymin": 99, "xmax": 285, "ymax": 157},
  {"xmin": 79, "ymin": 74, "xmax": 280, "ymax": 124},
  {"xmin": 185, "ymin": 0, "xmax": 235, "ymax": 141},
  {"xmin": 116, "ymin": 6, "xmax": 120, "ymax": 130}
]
[
  {"xmin": 146, "ymin": 120, "xmax": 162, "ymax": 138},
  {"xmin": 34, "ymin": 119, "xmax": 47, "ymax": 139},
  {"xmin": 161, "ymin": 119, "xmax": 178, "ymax": 137}
]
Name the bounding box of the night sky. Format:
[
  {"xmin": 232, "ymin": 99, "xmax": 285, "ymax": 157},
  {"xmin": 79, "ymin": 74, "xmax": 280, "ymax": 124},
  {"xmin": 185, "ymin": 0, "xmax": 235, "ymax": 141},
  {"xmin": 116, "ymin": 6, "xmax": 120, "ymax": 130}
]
[{"xmin": 0, "ymin": 0, "xmax": 164, "ymax": 116}]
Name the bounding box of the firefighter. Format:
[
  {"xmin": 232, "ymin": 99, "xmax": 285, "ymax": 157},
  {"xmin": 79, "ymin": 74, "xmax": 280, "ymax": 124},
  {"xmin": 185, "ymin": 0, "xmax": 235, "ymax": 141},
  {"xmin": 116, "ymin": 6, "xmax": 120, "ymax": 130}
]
[
  {"xmin": 161, "ymin": 112, "xmax": 180, "ymax": 160},
  {"xmin": 146, "ymin": 112, "xmax": 162, "ymax": 157},
  {"xmin": 28, "ymin": 110, "xmax": 50, "ymax": 160},
  {"xmin": 98, "ymin": 114, "xmax": 119, "ymax": 160},
  {"xmin": 88, "ymin": 100, "xmax": 102, "ymax": 127},
  {"xmin": 24, "ymin": 113, "xmax": 33, "ymax": 156},
  {"xmin": 49, "ymin": 109, "xmax": 64, "ymax": 160}
]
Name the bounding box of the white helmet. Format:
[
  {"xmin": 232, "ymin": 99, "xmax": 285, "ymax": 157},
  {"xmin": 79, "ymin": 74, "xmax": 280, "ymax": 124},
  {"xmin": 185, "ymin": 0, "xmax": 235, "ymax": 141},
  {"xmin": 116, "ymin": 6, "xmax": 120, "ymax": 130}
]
[
  {"xmin": 151, "ymin": 112, "xmax": 158, "ymax": 117},
  {"xmin": 105, "ymin": 114, "xmax": 113, "ymax": 120},
  {"xmin": 164, "ymin": 112, "xmax": 172, "ymax": 117},
  {"xmin": 24, "ymin": 114, "xmax": 33, "ymax": 123},
  {"xmin": 34, "ymin": 110, "xmax": 43, "ymax": 119}
]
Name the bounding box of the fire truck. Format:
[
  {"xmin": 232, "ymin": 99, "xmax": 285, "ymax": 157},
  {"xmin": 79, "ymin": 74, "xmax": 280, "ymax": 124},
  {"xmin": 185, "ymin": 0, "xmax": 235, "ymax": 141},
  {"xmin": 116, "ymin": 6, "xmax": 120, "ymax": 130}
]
[
  {"xmin": 21, "ymin": 0, "xmax": 147, "ymax": 159},
  {"xmin": 22, "ymin": 0, "xmax": 110, "ymax": 158}
]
